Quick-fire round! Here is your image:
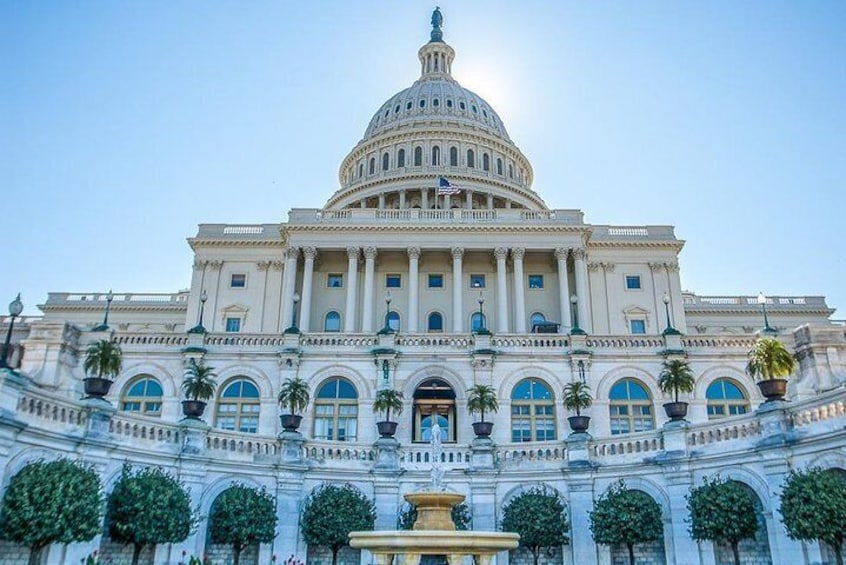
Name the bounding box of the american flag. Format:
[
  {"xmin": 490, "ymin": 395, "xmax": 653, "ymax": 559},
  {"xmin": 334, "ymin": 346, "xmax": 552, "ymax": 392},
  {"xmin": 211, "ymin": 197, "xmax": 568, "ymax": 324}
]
[{"xmin": 437, "ymin": 176, "xmax": 462, "ymax": 195}]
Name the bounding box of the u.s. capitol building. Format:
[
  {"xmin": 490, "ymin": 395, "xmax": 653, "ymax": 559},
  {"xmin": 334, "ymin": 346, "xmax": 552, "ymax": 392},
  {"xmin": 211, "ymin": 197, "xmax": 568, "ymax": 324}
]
[{"xmin": 1, "ymin": 10, "xmax": 844, "ymax": 565}]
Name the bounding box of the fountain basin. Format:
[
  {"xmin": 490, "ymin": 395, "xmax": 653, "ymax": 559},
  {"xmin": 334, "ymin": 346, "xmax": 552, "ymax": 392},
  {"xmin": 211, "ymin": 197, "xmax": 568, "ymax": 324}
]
[
  {"xmin": 349, "ymin": 530, "xmax": 520, "ymax": 564},
  {"xmin": 404, "ymin": 492, "xmax": 466, "ymax": 530}
]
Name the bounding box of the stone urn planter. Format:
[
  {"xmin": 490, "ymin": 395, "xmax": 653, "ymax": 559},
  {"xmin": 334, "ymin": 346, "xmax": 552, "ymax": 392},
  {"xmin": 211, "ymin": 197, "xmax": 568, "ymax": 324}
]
[
  {"xmin": 567, "ymin": 415, "xmax": 591, "ymax": 433},
  {"xmin": 280, "ymin": 414, "xmax": 303, "ymax": 432},
  {"xmin": 377, "ymin": 421, "xmax": 398, "ymax": 438},
  {"xmin": 757, "ymin": 379, "xmax": 788, "ymax": 402},
  {"xmin": 472, "ymin": 421, "xmax": 494, "ymax": 438},
  {"xmin": 181, "ymin": 400, "xmax": 207, "ymax": 419},
  {"xmin": 663, "ymin": 401, "xmax": 689, "ymax": 421},
  {"xmin": 83, "ymin": 377, "xmax": 113, "ymax": 399}
]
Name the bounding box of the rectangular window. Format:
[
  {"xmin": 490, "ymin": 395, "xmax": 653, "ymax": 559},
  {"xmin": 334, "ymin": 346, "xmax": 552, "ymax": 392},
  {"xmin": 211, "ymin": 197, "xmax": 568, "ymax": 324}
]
[
  {"xmin": 428, "ymin": 274, "xmax": 444, "ymax": 288},
  {"xmin": 230, "ymin": 273, "xmax": 246, "ymax": 288},
  {"xmin": 327, "ymin": 273, "xmax": 344, "ymax": 288},
  {"xmin": 625, "ymin": 275, "xmax": 642, "ymax": 290},
  {"xmin": 386, "ymin": 274, "xmax": 402, "ymax": 288},
  {"xmin": 630, "ymin": 319, "xmax": 646, "ymax": 334},
  {"xmin": 225, "ymin": 317, "xmax": 241, "ymax": 333},
  {"xmin": 469, "ymin": 274, "xmax": 486, "ymax": 288},
  {"xmin": 528, "ymin": 274, "xmax": 544, "ymax": 289}
]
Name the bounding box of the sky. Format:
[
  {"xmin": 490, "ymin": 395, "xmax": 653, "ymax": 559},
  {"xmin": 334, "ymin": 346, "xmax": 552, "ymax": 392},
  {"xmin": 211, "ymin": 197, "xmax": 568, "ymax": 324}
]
[{"xmin": 1, "ymin": 1, "xmax": 844, "ymax": 317}]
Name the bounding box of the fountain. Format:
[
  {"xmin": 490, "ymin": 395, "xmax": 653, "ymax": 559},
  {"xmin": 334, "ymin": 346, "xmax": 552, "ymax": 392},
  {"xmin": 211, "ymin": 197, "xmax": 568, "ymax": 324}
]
[{"xmin": 349, "ymin": 424, "xmax": 519, "ymax": 564}]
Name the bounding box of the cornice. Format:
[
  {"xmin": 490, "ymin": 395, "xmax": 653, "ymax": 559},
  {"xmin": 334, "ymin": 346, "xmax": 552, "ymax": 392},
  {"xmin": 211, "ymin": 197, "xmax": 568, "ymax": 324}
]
[
  {"xmin": 283, "ymin": 223, "xmax": 590, "ymax": 235},
  {"xmin": 587, "ymin": 241, "xmax": 685, "ymax": 251},
  {"xmin": 187, "ymin": 238, "xmax": 285, "ymax": 250},
  {"xmin": 40, "ymin": 304, "xmax": 188, "ymax": 313}
]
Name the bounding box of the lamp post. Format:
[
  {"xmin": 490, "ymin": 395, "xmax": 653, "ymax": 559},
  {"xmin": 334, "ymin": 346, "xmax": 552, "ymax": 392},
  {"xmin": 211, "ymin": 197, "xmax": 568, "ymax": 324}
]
[
  {"xmin": 92, "ymin": 289, "xmax": 114, "ymax": 332},
  {"xmin": 758, "ymin": 292, "xmax": 776, "ymax": 334},
  {"xmin": 188, "ymin": 290, "xmax": 208, "ymax": 334},
  {"xmin": 662, "ymin": 292, "xmax": 680, "ymax": 335},
  {"xmin": 379, "ymin": 290, "xmax": 395, "ymax": 334},
  {"xmin": 570, "ymin": 294, "xmax": 586, "ymax": 335},
  {"xmin": 286, "ymin": 292, "xmax": 301, "ymax": 334},
  {"xmin": 1, "ymin": 294, "xmax": 23, "ymax": 370}
]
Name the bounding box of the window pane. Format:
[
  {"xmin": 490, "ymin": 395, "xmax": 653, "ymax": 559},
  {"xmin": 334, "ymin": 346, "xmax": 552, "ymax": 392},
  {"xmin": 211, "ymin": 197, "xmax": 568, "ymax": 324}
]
[
  {"xmin": 386, "ymin": 274, "xmax": 402, "ymax": 288},
  {"xmin": 428, "ymin": 313, "xmax": 443, "ymax": 331},
  {"xmin": 230, "ymin": 274, "xmax": 246, "ymax": 288},
  {"xmin": 628, "ymin": 381, "xmax": 650, "ymax": 400},
  {"xmin": 241, "ymin": 382, "xmax": 260, "ymax": 398},
  {"xmin": 625, "ymin": 275, "xmax": 641, "ymax": 289},
  {"xmin": 428, "ymin": 274, "xmax": 444, "ymax": 288},
  {"xmin": 470, "ymin": 274, "xmax": 485, "ymax": 288},
  {"xmin": 328, "ymin": 274, "xmax": 343, "ymax": 288},
  {"xmin": 630, "ymin": 320, "xmax": 646, "ymax": 334},
  {"xmin": 528, "ymin": 275, "xmax": 544, "ymax": 289},
  {"xmin": 723, "ymin": 380, "xmax": 746, "ymax": 399},
  {"xmin": 337, "ymin": 379, "xmax": 357, "ymax": 399},
  {"xmin": 225, "ymin": 318, "xmax": 241, "ymax": 332}
]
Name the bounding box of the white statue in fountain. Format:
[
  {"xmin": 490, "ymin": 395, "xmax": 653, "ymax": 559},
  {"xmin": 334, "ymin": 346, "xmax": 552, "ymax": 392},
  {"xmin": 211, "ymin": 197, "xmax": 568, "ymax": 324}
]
[{"xmin": 430, "ymin": 422, "xmax": 445, "ymax": 491}]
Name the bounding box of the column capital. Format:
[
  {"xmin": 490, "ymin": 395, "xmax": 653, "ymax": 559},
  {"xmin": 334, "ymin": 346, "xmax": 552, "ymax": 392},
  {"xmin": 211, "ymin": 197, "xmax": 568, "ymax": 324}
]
[
  {"xmin": 271, "ymin": 260, "xmax": 285, "ymax": 271},
  {"xmin": 285, "ymin": 246, "xmax": 299, "ymax": 260},
  {"xmin": 664, "ymin": 261, "xmax": 680, "ymax": 273},
  {"xmin": 494, "ymin": 247, "xmax": 509, "ymax": 260},
  {"xmin": 347, "ymin": 246, "xmax": 360, "ymax": 260},
  {"xmin": 649, "ymin": 262, "xmax": 665, "ymax": 272},
  {"xmin": 451, "ymin": 247, "xmax": 464, "ymax": 260},
  {"xmin": 256, "ymin": 260, "xmax": 272, "ymax": 271},
  {"xmin": 511, "ymin": 247, "xmax": 525, "ymax": 261},
  {"xmin": 407, "ymin": 246, "xmax": 421, "ymax": 260},
  {"xmin": 587, "ymin": 261, "xmax": 602, "ymax": 272},
  {"xmin": 192, "ymin": 259, "xmax": 208, "ymax": 271},
  {"xmin": 602, "ymin": 262, "xmax": 616, "ymax": 272},
  {"xmin": 572, "ymin": 247, "xmax": 587, "ymax": 260},
  {"xmin": 207, "ymin": 260, "xmax": 223, "ymax": 271},
  {"xmin": 302, "ymin": 246, "xmax": 318, "ymax": 260},
  {"xmin": 554, "ymin": 247, "xmax": 571, "ymax": 261},
  {"xmin": 364, "ymin": 246, "xmax": 378, "ymax": 260}
]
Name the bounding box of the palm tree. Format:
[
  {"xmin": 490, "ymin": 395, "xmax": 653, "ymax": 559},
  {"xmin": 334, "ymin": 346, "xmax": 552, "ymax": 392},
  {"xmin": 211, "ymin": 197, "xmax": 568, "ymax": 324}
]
[
  {"xmin": 658, "ymin": 359, "xmax": 695, "ymax": 403},
  {"xmin": 83, "ymin": 339, "xmax": 123, "ymax": 380},
  {"xmin": 467, "ymin": 384, "xmax": 499, "ymax": 423},
  {"xmin": 747, "ymin": 337, "xmax": 795, "ymax": 380},
  {"xmin": 563, "ymin": 381, "xmax": 592, "ymax": 417},
  {"xmin": 372, "ymin": 388, "xmax": 404, "ymax": 423},
  {"xmin": 182, "ymin": 360, "xmax": 218, "ymax": 401},
  {"xmin": 278, "ymin": 377, "xmax": 310, "ymax": 415}
]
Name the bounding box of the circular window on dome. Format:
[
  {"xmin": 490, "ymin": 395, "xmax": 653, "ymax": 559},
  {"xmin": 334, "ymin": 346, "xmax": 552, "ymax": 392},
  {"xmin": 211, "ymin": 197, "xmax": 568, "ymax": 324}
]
[
  {"xmin": 406, "ymin": 101, "xmax": 413, "ymax": 110},
  {"xmin": 394, "ymin": 104, "xmax": 400, "ymax": 113},
  {"xmin": 446, "ymin": 99, "xmax": 453, "ymax": 108},
  {"xmin": 459, "ymin": 101, "xmax": 466, "ymax": 110},
  {"xmin": 433, "ymin": 98, "xmax": 440, "ymax": 107},
  {"xmin": 471, "ymin": 105, "xmax": 478, "ymax": 114},
  {"xmin": 419, "ymin": 99, "xmax": 426, "ymax": 108}
]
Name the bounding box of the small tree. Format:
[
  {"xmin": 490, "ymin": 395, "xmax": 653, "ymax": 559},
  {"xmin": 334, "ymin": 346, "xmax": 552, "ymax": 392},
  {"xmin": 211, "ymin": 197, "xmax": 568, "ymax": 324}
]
[
  {"xmin": 301, "ymin": 483, "xmax": 376, "ymax": 565},
  {"xmin": 501, "ymin": 487, "xmax": 569, "ymax": 565},
  {"xmin": 84, "ymin": 339, "xmax": 123, "ymax": 380},
  {"xmin": 397, "ymin": 501, "xmax": 471, "ymax": 531},
  {"xmin": 278, "ymin": 377, "xmax": 310, "ymax": 415},
  {"xmin": 658, "ymin": 359, "xmax": 695, "ymax": 403},
  {"xmin": 106, "ymin": 464, "xmax": 195, "ymax": 565},
  {"xmin": 0, "ymin": 459, "xmax": 102, "ymax": 565},
  {"xmin": 562, "ymin": 381, "xmax": 592, "ymax": 416},
  {"xmin": 208, "ymin": 484, "xmax": 277, "ymax": 565},
  {"xmin": 182, "ymin": 360, "xmax": 217, "ymax": 401},
  {"xmin": 372, "ymin": 388, "xmax": 404, "ymax": 422},
  {"xmin": 780, "ymin": 467, "xmax": 846, "ymax": 565},
  {"xmin": 467, "ymin": 384, "xmax": 499, "ymax": 423},
  {"xmin": 687, "ymin": 476, "xmax": 758, "ymax": 565},
  {"xmin": 590, "ymin": 481, "xmax": 663, "ymax": 565},
  {"xmin": 746, "ymin": 337, "xmax": 795, "ymax": 381}
]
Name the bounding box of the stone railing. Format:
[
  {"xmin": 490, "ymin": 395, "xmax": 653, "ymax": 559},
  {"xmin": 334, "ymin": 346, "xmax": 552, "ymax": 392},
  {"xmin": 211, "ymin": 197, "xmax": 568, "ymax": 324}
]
[
  {"xmin": 206, "ymin": 428, "xmax": 279, "ymax": 458},
  {"xmin": 399, "ymin": 444, "xmax": 472, "ymax": 469},
  {"xmin": 591, "ymin": 225, "xmax": 677, "ymax": 241},
  {"xmin": 498, "ymin": 442, "xmax": 567, "ymax": 467},
  {"xmin": 17, "ymin": 390, "xmax": 87, "ymax": 429},
  {"xmin": 287, "ymin": 208, "xmax": 585, "ymax": 226},
  {"xmin": 586, "ymin": 336, "xmax": 665, "ymax": 349},
  {"xmin": 204, "ymin": 335, "xmax": 289, "ymax": 348},
  {"xmin": 304, "ymin": 442, "xmax": 376, "ymax": 465},
  {"xmin": 395, "ymin": 335, "xmax": 474, "ymax": 349},
  {"xmin": 686, "ymin": 415, "xmax": 762, "ymax": 447},
  {"xmin": 591, "ymin": 430, "xmax": 664, "ymax": 458},
  {"xmin": 114, "ymin": 334, "xmax": 190, "ymax": 346},
  {"xmin": 681, "ymin": 294, "xmax": 829, "ymax": 309},
  {"xmin": 491, "ymin": 335, "xmax": 569, "ymax": 349},
  {"xmin": 44, "ymin": 292, "xmax": 189, "ymax": 306},
  {"xmin": 300, "ymin": 334, "xmax": 379, "ymax": 349},
  {"xmin": 110, "ymin": 413, "xmax": 182, "ymax": 446},
  {"xmin": 193, "ymin": 224, "xmax": 281, "ymax": 239},
  {"xmin": 681, "ymin": 335, "xmax": 758, "ymax": 349},
  {"xmin": 790, "ymin": 390, "xmax": 846, "ymax": 429}
]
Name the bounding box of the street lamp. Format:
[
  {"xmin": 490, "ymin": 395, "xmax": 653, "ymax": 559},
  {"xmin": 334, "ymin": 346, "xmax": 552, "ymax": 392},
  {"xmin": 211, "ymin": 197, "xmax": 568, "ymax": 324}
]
[
  {"xmin": 570, "ymin": 294, "xmax": 586, "ymax": 335},
  {"xmin": 285, "ymin": 292, "xmax": 301, "ymax": 334},
  {"xmin": 188, "ymin": 290, "xmax": 208, "ymax": 334},
  {"xmin": 0, "ymin": 294, "xmax": 23, "ymax": 370},
  {"xmin": 379, "ymin": 290, "xmax": 395, "ymax": 334},
  {"xmin": 662, "ymin": 293, "xmax": 681, "ymax": 335},
  {"xmin": 757, "ymin": 292, "xmax": 776, "ymax": 334},
  {"xmin": 92, "ymin": 289, "xmax": 114, "ymax": 332},
  {"xmin": 474, "ymin": 290, "xmax": 491, "ymax": 335}
]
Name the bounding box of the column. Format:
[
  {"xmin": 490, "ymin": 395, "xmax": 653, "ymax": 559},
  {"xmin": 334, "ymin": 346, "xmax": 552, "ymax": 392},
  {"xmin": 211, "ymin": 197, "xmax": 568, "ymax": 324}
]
[
  {"xmin": 465, "ymin": 189, "xmax": 473, "ymax": 209},
  {"xmin": 495, "ymin": 247, "xmax": 509, "ymax": 332},
  {"xmin": 421, "ymin": 188, "xmax": 429, "ymax": 209},
  {"xmin": 362, "ymin": 246, "xmax": 377, "ymax": 332},
  {"xmin": 281, "ymin": 247, "xmax": 299, "ymax": 330},
  {"xmin": 344, "ymin": 247, "xmax": 360, "ymax": 332},
  {"xmin": 451, "ymin": 247, "xmax": 464, "ymax": 332},
  {"xmin": 487, "ymin": 193, "xmax": 494, "ymax": 210},
  {"xmin": 512, "ymin": 247, "xmax": 527, "ymax": 333},
  {"xmin": 408, "ymin": 247, "xmax": 420, "ymax": 332},
  {"xmin": 573, "ymin": 246, "xmax": 592, "ymax": 333},
  {"xmin": 299, "ymin": 247, "xmax": 316, "ymax": 332},
  {"xmin": 555, "ymin": 247, "xmax": 572, "ymax": 330},
  {"xmin": 399, "ymin": 190, "xmax": 406, "ymax": 209}
]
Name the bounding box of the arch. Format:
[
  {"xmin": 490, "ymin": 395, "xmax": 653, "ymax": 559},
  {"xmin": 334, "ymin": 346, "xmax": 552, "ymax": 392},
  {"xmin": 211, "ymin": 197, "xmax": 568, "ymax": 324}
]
[
  {"xmin": 705, "ymin": 377, "xmax": 750, "ymax": 419},
  {"xmin": 324, "ymin": 310, "xmax": 341, "ymax": 332},
  {"xmin": 113, "ymin": 361, "xmax": 178, "ymax": 400},
  {"xmin": 381, "ymin": 152, "xmax": 389, "ymax": 171},
  {"xmin": 467, "ymin": 149, "xmax": 475, "ymax": 168},
  {"xmin": 431, "ymin": 145, "xmax": 440, "ymax": 166},
  {"xmin": 609, "ymin": 477, "xmax": 672, "ymax": 520},
  {"xmin": 596, "ymin": 366, "xmax": 660, "ymax": 401},
  {"xmin": 358, "ymin": 163, "xmax": 363, "ymax": 179},
  {"xmin": 369, "ymin": 157, "xmax": 375, "ymax": 175},
  {"xmin": 214, "ymin": 377, "xmax": 261, "ymax": 433},
  {"xmin": 529, "ymin": 312, "xmax": 546, "ymax": 331},
  {"xmin": 497, "ymin": 365, "xmax": 564, "ymax": 401},
  {"xmin": 500, "ymin": 482, "xmax": 567, "ymax": 507},
  {"xmin": 309, "ymin": 364, "xmax": 373, "ymax": 403},
  {"xmin": 414, "ymin": 146, "xmax": 423, "ymax": 167},
  {"xmin": 119, "ymin": 375, "xmax": 163, "ymax": 416},
  {"xmin": 706, "ymin": 467, "xmax": 773, "ymax": 513},
  {"xmin": 214, "ymin": 365, "xmax": 274, "ymax": 399},
  {"xmin": 2, "ymin": 448, "xmax": 66, "ymax": 488},
  {"xmin": 695, "ymin": 365, "xmax": 760, "ymax": 401},
  {"xmin": 397, "ymin": 148, "xmax": 406, "ymax": 168},
  {"xmin": 808, "ymin": 451, "xmax": 846, "ymax": 472},
  {"xmin": 386, "ymin": 311, "xmax": 401, "ymax": 332},
  {"xmin": 496, "ymin": 157, "xmax": 503, "ymax": 175},
  {"xmin": 449, "ymin": 146, "xmax": 458, "ymax": 166},
  {"xmin": 609, "ymin": 377, "xmax": 655, "ymax": 434},
  {"xmin": 412, "ymin": 377, "xmax": 457, "ymax": 443},
  {"xmin": 482, "ymin": 153, "xmax": 490, "ymax": 171},
  {"xmin": 313, "ymin": 376, "xmax": 359, "ymax": 442},
  {"xmin": 427, "ymin": 311, "xmax": 444, "ymax": 333},
  {"xmin": 510, "ymin": 377, "xmax": 557, "ymax": 442}
]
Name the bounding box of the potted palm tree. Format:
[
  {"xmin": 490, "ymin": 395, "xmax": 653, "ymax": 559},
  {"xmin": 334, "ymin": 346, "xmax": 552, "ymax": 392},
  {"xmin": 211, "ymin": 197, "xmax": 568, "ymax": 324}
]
[
  {"xmin": 373, "ymin": 388, "xmax": 404, "ymax": 438},
  {"xmin": 181, "ymin": 359, "xmax": 217, "ymax": 419},
  {"xmin": 658, "ymin": 359, "xmax": 696, "ymax": 421},
  {"xmin": 747, "ymin": 337, "xmax": 795, "ymax": 402},
  {"xmin": 278, "ymin": 376, "xmax": 310, "ymax": 432},
  {"xmin": 83, "ymin": 339, "xmax": 123, "ymax": 399},
  {"xmin": 563, "ymin": 380, "xmax": 592, "ymax": 433},
  {"xmin": 467, "ymin": 384, "xmax": 499, "ymax": 438}
]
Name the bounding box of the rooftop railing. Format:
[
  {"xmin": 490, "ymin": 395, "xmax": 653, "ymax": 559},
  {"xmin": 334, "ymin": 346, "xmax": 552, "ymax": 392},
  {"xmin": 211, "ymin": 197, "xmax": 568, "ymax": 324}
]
[{"xmin": 682, "ymin": 294, "xmax": 829, "ymax": 309}]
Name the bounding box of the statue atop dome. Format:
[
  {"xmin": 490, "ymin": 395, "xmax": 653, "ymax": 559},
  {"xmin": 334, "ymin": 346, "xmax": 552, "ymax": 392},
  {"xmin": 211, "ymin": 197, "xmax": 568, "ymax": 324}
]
[{"xmin": 430, "ymin": 7, "xmax": 444, "ymax": 42}]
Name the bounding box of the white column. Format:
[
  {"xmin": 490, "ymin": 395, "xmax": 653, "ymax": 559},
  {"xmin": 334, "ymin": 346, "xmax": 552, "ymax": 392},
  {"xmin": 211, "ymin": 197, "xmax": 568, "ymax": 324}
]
[
  {"xmin": 495, "ymin": 247, "xmax": 509, "ymax": 332},
  {"xmin": 451, "ymin": 247, "xmax": 464, "ymax": 332},
  {"xmin": 407, "ymin": 247, "xmax": 420, "ymax": 332},
  {"xmin": 281, "ymin": 247, "xmax": 299, "ymax": 330},
  {"xmin": 399, "ymin": 190, "xmax": 406, "ymax": 209},
  {"xmin": 344, "ymin": 246, "xmax": 360, "ymax": 332},
  {"xmin": 362, "ymin": 246, "xmax": 377, "ymax": 332},
  {"xmin": 555, "ymin": 247, "xmax": 572, "ymax": 331},
  {"xmin": 421, "ymin": 188, "xmax": 429, "ymax": 209},
  {"xmin": 512, "ymin": 247, "xmax": 527, "ymax": 333},
  {"xmin": 465, "ymin": 189, "xmax": 473, "ymax": 209},
  {"xmin": 573, "ymin": 246, "xmax": 591, "ymax": 333},
  {"xmin": 299, "ymin": 247, "xmax": 316, "ymax": 332}
]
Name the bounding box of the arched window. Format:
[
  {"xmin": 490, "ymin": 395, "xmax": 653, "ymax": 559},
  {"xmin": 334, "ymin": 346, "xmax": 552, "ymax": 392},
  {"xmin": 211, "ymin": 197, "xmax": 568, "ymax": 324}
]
[
  {"xmin": 386, "ymin": 311, "xmax": 400, "ymax": 332},
  {"xmin": 324, "ymin": 311, "xmax": 341, "ymax": 332},
  {"xmin": 431, "ymin": 146, "xmax": 440, "ymax": 166},
  {"xmin": 509, "ymin": 164, "xmax": 514, "ymax": 178},
  {"xmin": 120, "ymin": 376, "xmax": 163, "ymax": 416},
  {"xmin": 369, "ymin": 158, "xmax": 375, "ymax": 175},
  {"xmin": 427, "ymin": 312, "xmax": 444, "ymax": 333},
  {"xmin": 530, "ymin": 312, "xmax": 546, "ymax": 332},
  {"xmin": 413, "ymin": 379, "xmax": 456, "ymax": 442},
  {"xmin": 511, "ymin": 378, "xmax": 556, "ymax": 442},
  {"xmin": 497, "ymin": 158, "xmax": 503, "ymax": 175},
  {"xmin": 414, "ymin": 146, "xmax": 423, "ymax": 167},
  {"xmin": 358, "ymin": 163, "xmax": 363, "ymax": 179},
  {"xmin": 482, "ymin": 153, "xmax": 490, "ymax": 171},
  {"xmin": 609, "ymin": 379, "xmax": 654, "ymax": 434},
  {"xmin": 706, "ymin": 378, "xmax": 750, "ymax": 419},
  {"xmin": 215, "ymin": 379, "xmax": 260, "ymax": 433},
  {"xmin": 397, "ymin": 148, "xmax": 406, "ymax": 168},
  {"xmin": 471, "ymin": 312, "xmax": 487, "ymax": 332},
  {"xmin": 449, "ymin": 146, "xmax": 458, "ymax": 166},
  {"xmin": 314, "ymin": 377, "xmax": 358, "ymax": 441},
  {"xmin": 467, "ymin": 149, "xmax": 475, "ymax": 168},
  {"xmin": 382, "ymin": 152, "xmax": 389, "ymax": 171}
]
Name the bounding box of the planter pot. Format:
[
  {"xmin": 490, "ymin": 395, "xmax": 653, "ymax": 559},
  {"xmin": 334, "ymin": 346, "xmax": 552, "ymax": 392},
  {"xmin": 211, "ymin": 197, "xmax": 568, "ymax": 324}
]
[
  {"xmin": 280, "ymin": 414, "xmax": 303, "ymax": 432},
  {"xmin": 181, "ymin": 400, "xmax": 207, "ymax": 419},
  {"xmin": 567, "ymin": 415, "xmax": 591, "ymax": 433},
  {"xmin": 83, "ymin": 377, "xmax": 113, "ymax": 399},
  {"xmin": 757, "ymin": 379, "xmax": 788, "ymax": 402},
  {"xmin": 472, "ymin": 421, "xmax": 494, "ymax": 438},
  {"xmin": 377, "ymin": 421, "xmax": 398, "ymax": 438},
  {"xmin": 663, "ymin": 401, "xmax": 689, "ymax": 421}
]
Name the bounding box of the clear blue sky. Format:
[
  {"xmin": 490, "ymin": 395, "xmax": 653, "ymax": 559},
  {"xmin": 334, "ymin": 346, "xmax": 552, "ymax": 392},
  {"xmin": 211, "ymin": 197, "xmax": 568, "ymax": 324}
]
[{"xmin": 2, "ymin": 1, "xmax": 844, "ymax": 317}]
